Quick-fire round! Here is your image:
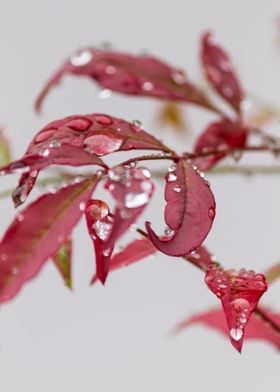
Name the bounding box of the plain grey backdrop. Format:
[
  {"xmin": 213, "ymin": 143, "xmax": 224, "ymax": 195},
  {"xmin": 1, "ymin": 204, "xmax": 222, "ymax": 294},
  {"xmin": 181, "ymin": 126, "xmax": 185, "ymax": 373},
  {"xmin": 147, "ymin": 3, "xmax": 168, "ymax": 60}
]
[{"xmin": 1, "ymin": 0, "xmax": 280, "ymax": 391}]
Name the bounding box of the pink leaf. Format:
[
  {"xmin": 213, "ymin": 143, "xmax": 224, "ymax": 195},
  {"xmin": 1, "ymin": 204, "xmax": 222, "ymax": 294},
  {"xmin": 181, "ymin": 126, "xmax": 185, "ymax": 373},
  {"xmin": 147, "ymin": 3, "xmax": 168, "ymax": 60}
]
[
  {"xmin": 205, "ymin": 265, "xmax": 267, "ymax": 352},
  {"xmin": 0, "ymin": 177, "xmax": 98, "ymax": 302},
  {"xmin": 35, "ymin": 48, "xmax": 215, "ymax": 113},
  {"xmin": 85, "ymin": 166, "xmax": 154, "ymax": 284},
  {"xmin": 52, "ymin": 238, "xmax": 73, "ymax": 290},
  {"xmin": 91, "ymin": 237, "xmax": 157, "ymax": 284},
  {"xmin": 201, "ymin": 32, "xmax": 244, "ymax": 113},
  {"xmin": 193, "ymin": 119, "xmax": 248, "ymax": 170},
  {"xmin": 173, "ymin": 307, "xmax": 280, "ymax": 351},
  {"xmin": 146, "ymin": 159, "xmax": 215, "ymax": 256}
]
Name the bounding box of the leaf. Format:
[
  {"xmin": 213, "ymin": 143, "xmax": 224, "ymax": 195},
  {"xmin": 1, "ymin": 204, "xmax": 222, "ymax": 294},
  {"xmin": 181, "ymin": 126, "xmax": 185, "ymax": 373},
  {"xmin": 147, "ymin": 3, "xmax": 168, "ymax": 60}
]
[
  {"xmin": 193, "ymin": 119, "xmax": 248, "ymax": 170},
  {"xmin": 85, "ymin": 165, "xmax": 154, "ymax": 284},
  {"xmin": 201, "ymin": 32, "xmax": 244, "ymax": 113},
  {"xmin": 35, "ymin": 48, "xmax": 216, "ymax": 113},
  {"xmin": 0, "ymin": 129, "xmax": 11, "ymax": 166},
  {"xmin": 205, "ymin": 265, "xmax": 267, "ymax": 352},
  {"xmin": 1, "ymin": 113, "xmax": 168, "ymax": 206},
  {"xmin": 52, "ymin": 238, "xmax": 73, "ymax": 290},
  {"xmin": 173, "ymin": 307, "xmax": 280, "ymax": 351},
  {"xmin": 91, "ymin": 237, "xmax": 157, "ymax": 284},
  {"xmin": 0, "ymin": 177, "xmax": 98, "ymax": 302},
  {"xmin": 146, "ymin": 159, "xmax": 215, "ymax": 256}
]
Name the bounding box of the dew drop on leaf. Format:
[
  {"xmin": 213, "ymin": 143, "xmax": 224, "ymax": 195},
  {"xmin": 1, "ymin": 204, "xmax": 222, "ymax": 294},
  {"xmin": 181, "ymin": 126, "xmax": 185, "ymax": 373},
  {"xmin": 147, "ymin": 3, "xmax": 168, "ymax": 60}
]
[
  {"xmin": 173, "ymin": 185, "xmax": 181, "ymax": 193},
  {"xmin": 208, "ymin": 207, "xmax": 215, "ymax": 219},
  {"xmin": 66, "ymin": 117, "xmax": 92, "ymax": 131},
  {"xmin": 95, "ymin": 115, "xmax": 113, "ymax": 125},
  {"xmin": 166, "ymin": 172, "xmax": 177, "ymax": 182},
  {"xmin": 124, "ymin": 192, "xmax": 149, "ymax": 208},
  {"xmin": 230, "ymin": 328, "xmax": 243, "ymax": 341},
  {"xmin": 70, "ymin": 50, "xmax": 93, "ymax": 66},
  {"xmin": 83, "ymin": 134, "xmax": 122, "ymax": 156}
]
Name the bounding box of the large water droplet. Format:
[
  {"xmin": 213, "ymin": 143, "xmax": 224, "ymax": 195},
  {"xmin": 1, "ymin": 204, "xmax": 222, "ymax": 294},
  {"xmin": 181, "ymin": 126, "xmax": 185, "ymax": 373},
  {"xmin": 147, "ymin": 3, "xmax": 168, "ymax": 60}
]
[
  {"xmin": 35, "ymin": 129, "xmax": 56, "ymax": 144},
  {"xmin": 229, "ymin": 328, "xmax": 243, "ymax": 341},
  {"xmin": 84, "ymin": 134, "xmax": 122, "ymax": 156},
  {"xmin": 124, "ymin": 192, "xmax": 149, "ymax": 208},
  {"xmin": 86, "ymin": 200, "xmax": 109, "ymax": 221},
  {"xmin": 95, "ymin": 115, "xmax": 113, "ymax": 125},
  {"xmin": 92, "ymin": 221, "xmax": 112, "ymax": 241},
  {"xmin": 66, "ymin": 117, "xmax": 92, "ymax": 131},
  {"xmin": 70, "ymin": 50, "xmax": 93, "ymax": 66}
]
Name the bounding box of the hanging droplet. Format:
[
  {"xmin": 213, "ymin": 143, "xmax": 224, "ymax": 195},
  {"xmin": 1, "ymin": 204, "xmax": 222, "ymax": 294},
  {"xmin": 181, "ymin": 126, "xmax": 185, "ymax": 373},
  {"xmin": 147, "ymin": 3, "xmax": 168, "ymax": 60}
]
[
  {"xmin": 124, "ymin": 192, "xmax": 149, "ymax": 208},
  {"xmin": 99, "ymin": 89, "xmax": 112, "ymax": 99},
  {"xmin": 229, "ymin": 328, "xmax": 243, "ymax": 341},
  {"xmin": 70, "ymin": 49, "xmax": 93, "ymax": 66}
]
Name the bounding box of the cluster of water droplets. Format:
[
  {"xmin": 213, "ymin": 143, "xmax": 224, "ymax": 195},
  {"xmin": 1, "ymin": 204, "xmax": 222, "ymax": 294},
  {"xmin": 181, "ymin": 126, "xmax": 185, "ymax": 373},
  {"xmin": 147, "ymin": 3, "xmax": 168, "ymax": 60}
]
[{"xmin": 229, "ymin": 297, "xmax": 251, "ymax": 342}]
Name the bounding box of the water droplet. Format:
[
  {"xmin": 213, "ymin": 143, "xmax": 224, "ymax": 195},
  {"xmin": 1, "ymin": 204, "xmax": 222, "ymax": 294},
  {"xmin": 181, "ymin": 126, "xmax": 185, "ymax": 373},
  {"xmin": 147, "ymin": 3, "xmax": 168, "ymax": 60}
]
[
  {"xmin": 86, "ymin": 200, "xmax": 109, "ymax": 220},
  {"xmin": 142, "ymin": 81, "xmax": 154, "ymax": 91},
  {"xmin": 66, "ymin": 117, "xmax": 92, "ymax": 131},
  {"xmin": 231, "ymin": 298, "xmax": 250, "ymax": 312},
  {"xmin": 17, "ymin": 213, "xmax": 25, "ymax": 222},
  {"xmin": 0, "ymin": 253, "xmax": 7, "ymax": 262},
  {"xmin": 105, "ymin": 65, "xmax": 116, "ymax": 74},
  {"xmin": 12, "ymin": 267, "xmax": 19, "ymax": 275},
  {"xmin": 231, "ymin": 149, "xmax": 242, "ymax": 162},
  {"xmin": 49, "ymin": 139, "xmax": 61, "ymax": 148},
  {"xmin": 99, "ymin": 89, "xmax": 112, "ymax": 99},
  {"xmin": 166, "ymin": 172, "xmax": 177, "ymax": 182},
  {"xmin": 140, "ymin": 180, "xmax": 153, "ymax": 193},
  {"xmin": 173, "ymin": 185, "xmax": 181, "ymax": 193},
  {"xmin": 92, "ymin": 221, "xmax": 112, "ymax": 241},
  {"xmin": 164, "ymin": 226, "xmax": 174, "ymax": 236},
  {"xmin": 35, "ymin": 129, "xmax": 56, "ymax": 144},
  {"xmin": 131, "ymin": 119, "xmax": 143, "ymax": 129},
  {"xmin": 208, "ymin": 207, "xmax": 215, "ymax": 219},
  {"xmin": 95, "ymin": 115, "xmax": 113, "ymax": 125},
  {"xmin": 102, "ymin": 248, "xmax": 111, "ymax": 257},
  {"xmin": 229, "ymin": 328, "xmax": 243, "ymax": 341},
  {"xmin": 133, "ymin": 167, "xmax": 151, "ymax": 180},
  {"xmin": 124, "ymin": 192, "xmax": 149, "ymax": 208},
  {"xmin": 172, "ymin": 71, "xmax": 186, "ymax": 84},
  {"xmin": 70, "ymin": 49, "xmax": 93, "ymax": 66},
  {"xmin": 39, "ymin": 148, "xmax": 50, "ymax": 157},
  {"xmin": 190, "ymin": 250, "xmax": 200, "ymax": 259},
  {"xmin": 79, "ymin": 202, "xmax": 86, "ymax": 211},
  {"xmin": 120, "ymin": 208, "xmax": 132, "ymax": 219},
  {"xmin": 84, "ymin": 134, "xmax": 122, "ymax": 155}
]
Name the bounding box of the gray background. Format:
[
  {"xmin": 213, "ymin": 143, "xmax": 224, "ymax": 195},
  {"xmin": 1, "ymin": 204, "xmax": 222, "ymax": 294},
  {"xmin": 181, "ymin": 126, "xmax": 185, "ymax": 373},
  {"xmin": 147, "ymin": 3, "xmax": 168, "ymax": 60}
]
[{"xmin": 0, "ymin": 0, "xmax": 280, "ymax": 391}]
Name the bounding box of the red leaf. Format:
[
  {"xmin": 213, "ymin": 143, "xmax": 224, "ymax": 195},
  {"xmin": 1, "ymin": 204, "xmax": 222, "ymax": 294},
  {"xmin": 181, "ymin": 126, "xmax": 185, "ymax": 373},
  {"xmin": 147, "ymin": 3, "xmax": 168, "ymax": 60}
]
[
  {"xmin": 85, "ymin": 166, "xmax": 154, "ymax": 284},
  {"xmin": 173, "ymin": 307, "xmax": 280, "ymax": 351},
  {"xmin": 35, "ymin": 48, "xmax": 215, "ymax": 113},
  {"xmin": 52, "ymin": 238, "xmax": 73, "ymax": 290},
  {"xmin": 205, "ymin": 265, "xmax": 267, "ymax": 352},
  {"xmin": 0, "ymin": 177, "xmax": 98, "ymax": 302},
  {"xmin": 91, "ymin": 237, "xmax": 157, "ymax": 284},
  {"xmin": 193, "ymin": 119, "xmax": 248, "ymax": 170},
  {"xmin": 201, "ymin": 32, "xmax": 244, "ymax": 113},
  {"xmin": 85, "ymin": 199, "xmax": 112, "ymax": 284},
  {"xmin": 146, "ymin": 159, "xmax": 215, "ymax": 256}
]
